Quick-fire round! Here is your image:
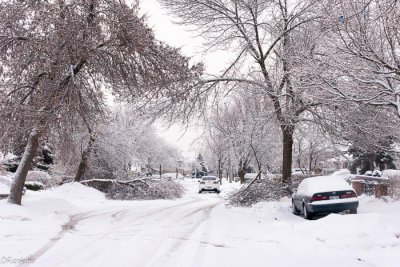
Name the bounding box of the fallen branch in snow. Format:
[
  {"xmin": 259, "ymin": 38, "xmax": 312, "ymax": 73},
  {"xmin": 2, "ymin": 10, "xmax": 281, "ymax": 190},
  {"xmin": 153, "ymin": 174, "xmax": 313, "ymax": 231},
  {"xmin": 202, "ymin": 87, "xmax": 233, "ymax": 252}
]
[
  {"xmin": 245, "ymin": 171, "xmax": 262, "ymax": 189},
  {"xmin": 228, "ymin": 178, "xmax": 292, "ymax": 207},
  {"xmin": 227, "ymin": 171, "xmax": 262, "ymax": 201},
  {"xmin": 80, "ymin": 178, "xmax": 184, "ymax": 200}
]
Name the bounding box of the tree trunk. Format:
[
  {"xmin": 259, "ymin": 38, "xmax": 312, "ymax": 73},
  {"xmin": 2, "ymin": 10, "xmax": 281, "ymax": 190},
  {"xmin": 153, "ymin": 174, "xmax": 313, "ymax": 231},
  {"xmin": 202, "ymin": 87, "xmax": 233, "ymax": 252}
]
[
  {"xmin": 282, "ymin": 127, "xmax": 294, "ymax": 185},
  {"xmin": 368, "ymin": 154, "xmax": 375, "ymax": 172},
  {"xmin": 218, "ymin": 158, "xmax": 222, "ymax": 184},
  {"xmin": 8, "ymin": 127, "xmax": 42, "ymax": 205},
  {"xmin": 228, "ymin": 151, "xmax": 232, "ymax": 183},
  {"xmin": 238, "ymin": 159, "xmax": 246, "ymax": 184},
  {"xmin": 238, "ymin": 168, "xmax": 245, "ymax": 184},
  {"xmin": 74, "ymin": 133, "xmax": 96, "ymax": 182}
]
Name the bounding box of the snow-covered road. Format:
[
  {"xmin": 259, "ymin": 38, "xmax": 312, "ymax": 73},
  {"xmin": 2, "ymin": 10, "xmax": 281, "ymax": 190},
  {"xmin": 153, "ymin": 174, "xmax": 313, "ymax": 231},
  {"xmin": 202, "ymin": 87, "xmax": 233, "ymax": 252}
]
[
  {"xmin": 32, "ymin": 196, "xmax": 224, "ymax": 266},
  {"xmin": 1, "ymin": 179, "xmax": 400, "ymax": 267}
]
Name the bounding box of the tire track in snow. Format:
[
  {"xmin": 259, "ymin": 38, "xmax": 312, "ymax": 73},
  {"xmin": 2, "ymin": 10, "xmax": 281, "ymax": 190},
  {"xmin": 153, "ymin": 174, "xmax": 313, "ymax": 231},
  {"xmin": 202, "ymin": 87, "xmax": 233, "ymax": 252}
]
[
  {"xmin": 26, "ymin": 198, "xmax": 205, "ymax": 266},
  {"xmin": 124, "ymin": 200, "xmax": 219, "ymax": 267},
  {"xmin": 18, "ymin": 211, "xmax": 95, "ymax": 267},
  {"xmin": 146, "ymin": 200, "xmax": 224, "ymax": 267}
]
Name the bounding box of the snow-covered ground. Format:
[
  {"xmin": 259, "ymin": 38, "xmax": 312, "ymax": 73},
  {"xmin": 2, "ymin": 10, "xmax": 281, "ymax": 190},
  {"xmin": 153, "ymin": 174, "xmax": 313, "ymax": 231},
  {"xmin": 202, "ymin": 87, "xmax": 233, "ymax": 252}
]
[{"xmin": 0, "ymin": 179, "xmax": 399, "ymax": 267}]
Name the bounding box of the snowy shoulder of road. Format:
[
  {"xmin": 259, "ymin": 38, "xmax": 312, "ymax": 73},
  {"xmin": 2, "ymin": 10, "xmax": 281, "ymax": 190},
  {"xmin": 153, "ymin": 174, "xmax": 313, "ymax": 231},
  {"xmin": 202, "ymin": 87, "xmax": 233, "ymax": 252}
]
[{"xmin": 0, "ymin": 179, "xmax": 400, "ymax": 267}]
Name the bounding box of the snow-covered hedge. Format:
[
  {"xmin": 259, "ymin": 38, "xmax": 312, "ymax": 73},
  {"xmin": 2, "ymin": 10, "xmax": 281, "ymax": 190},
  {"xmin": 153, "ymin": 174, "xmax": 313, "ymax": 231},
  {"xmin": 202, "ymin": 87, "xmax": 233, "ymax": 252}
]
[{"xmin": 26, "ymin": 170, "xmax": 63, "ymax": 187}]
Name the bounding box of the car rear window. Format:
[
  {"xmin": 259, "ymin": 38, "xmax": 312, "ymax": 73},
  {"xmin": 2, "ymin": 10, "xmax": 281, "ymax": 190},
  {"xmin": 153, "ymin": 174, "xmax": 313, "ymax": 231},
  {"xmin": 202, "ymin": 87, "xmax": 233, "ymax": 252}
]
[{"xmin": 202, "ymin": 176, "xmax": 217, "ymax": 180}]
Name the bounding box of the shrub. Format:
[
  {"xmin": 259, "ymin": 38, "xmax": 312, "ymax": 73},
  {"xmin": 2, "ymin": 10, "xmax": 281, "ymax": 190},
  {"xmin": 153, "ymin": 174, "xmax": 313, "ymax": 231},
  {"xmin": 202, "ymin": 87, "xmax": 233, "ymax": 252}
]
[
  {"xmin": 25, "ymin": 182, "xmax": 45, "ymax": 191},
  {"xmin": 26, "ymin": 170, "xmax": 63, "ymax": 187},
  {"xmin": 26, "ymin": 171, "xmax": 51, "ymax": 184}
]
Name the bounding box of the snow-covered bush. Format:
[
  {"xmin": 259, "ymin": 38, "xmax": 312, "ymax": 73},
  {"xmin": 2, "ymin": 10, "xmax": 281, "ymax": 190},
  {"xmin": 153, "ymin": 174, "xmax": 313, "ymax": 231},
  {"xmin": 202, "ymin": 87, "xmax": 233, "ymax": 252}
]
[
  {"xmin": 25, "ymin": 181, "xmax": 45, "ymax": 191},
  {"xmin": 26, "ymin": 171, "xmax": 51, "ymax": 184},
  {"xmin": 106, "ymin": 179, "xmax": 184, "ymax": 200},
  {"xmin": 26, "ymin": 170, "xmax": 62, "ymax": 188},
  {"xmin": 1, "ymin": 157, "xmax": 20, "ymax": 173}
]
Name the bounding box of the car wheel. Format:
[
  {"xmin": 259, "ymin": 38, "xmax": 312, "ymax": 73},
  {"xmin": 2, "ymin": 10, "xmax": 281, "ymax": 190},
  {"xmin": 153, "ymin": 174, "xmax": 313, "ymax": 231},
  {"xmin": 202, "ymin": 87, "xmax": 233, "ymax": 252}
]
[
  {"xmin": 292, "ymin": 200, "xmax": 300, "ymax": 215},
  {"xmin": 199, "ymin": 190, "xmax": 202, "ymax": 194},
  {"xmin": 303, "ymin": 203, "xmax": 313, "ymax": 220},
  {"xmin": 216, "ymin": 190, "xmax": 220, "ymax": 194},
  {"xmin": 349, "ymin": 208, "xmax": 357, "ymax": 214}
]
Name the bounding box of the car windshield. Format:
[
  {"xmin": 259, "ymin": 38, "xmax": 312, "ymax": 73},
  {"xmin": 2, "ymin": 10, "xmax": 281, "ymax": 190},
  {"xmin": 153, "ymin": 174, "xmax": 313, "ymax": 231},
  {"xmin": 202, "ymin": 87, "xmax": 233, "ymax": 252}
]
[{"xmin": 201, "ymin": 176, "xmax": 217, "ymax": 180}]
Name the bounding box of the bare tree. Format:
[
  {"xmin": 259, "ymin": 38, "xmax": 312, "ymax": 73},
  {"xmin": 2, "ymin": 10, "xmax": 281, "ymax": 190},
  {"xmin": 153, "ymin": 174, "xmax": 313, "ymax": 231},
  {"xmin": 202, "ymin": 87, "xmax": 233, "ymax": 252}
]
[
  {"xmin": 206, "ymin": 92, "xmax": 280, "ymax": 183},
  {"xmin": 0, "ymin": 0, "xmax": 201, "ymax": 204},
  {"xmin": 293, "ymin": 122, "xmax": 335, "ymax": 173},
  {"xmin": 318, "ymin": 0, "xmax": 400, "ymax": 117},
  {"xmin": 204, "ymin": 128, "xmax": 229, "ymax": 182},
  {"xmin": 160, "ymin": 0, "xmax": 323, "ymax": 183}
]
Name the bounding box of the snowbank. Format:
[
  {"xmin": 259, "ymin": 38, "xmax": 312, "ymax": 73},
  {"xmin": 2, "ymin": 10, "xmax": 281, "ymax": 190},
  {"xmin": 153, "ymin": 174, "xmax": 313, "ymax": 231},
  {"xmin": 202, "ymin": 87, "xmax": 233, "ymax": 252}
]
[{"xmin": 0, "ymin": 175, "xmax": 12, "ymax": 195}]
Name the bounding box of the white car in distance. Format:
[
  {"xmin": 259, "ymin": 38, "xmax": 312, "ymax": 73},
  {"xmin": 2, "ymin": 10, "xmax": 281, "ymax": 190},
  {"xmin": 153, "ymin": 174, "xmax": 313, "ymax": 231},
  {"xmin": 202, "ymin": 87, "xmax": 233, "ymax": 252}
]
[{"xmin": 199, "ymin": 176, "xmax": 220, "ymax": 194}]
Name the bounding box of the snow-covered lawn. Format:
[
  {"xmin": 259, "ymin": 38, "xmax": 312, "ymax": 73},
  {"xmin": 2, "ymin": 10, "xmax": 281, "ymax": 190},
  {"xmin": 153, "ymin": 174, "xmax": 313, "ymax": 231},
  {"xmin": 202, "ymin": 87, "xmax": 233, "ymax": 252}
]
[{"xmin": 0, "ymin": 179, "xmax": 399, "ymax": 267}]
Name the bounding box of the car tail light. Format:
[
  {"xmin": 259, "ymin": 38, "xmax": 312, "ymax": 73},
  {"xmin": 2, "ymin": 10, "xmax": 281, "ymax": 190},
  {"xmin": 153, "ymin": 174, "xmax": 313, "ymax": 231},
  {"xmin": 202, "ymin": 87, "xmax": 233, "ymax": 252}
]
[
  {"xmin": 310, "ymin": 194, "xmax": 329, "ymax": 202},
  {"xmin": 340, "ymin": 191, "xmax": 357, "ymax": 198},
  {"xmin": 200, "ymin": 182, "xmax": 205, "ymax": 184},
  {"xmin": 213, "ymin": 181, "xmax": 219, "ymax": 184}
]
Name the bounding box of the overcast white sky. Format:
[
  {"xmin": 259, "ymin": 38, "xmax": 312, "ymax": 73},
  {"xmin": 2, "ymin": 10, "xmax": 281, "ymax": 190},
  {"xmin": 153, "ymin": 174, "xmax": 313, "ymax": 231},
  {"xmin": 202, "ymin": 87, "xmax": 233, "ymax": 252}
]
[{"xmin": 139, "ymin": 0, "xmax": 229, "ymax": 159}]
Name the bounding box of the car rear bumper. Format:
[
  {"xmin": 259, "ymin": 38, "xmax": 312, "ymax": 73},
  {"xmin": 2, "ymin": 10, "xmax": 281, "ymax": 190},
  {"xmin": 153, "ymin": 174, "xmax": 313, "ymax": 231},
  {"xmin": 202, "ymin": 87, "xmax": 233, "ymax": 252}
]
[
  {"xmin": 199, "ymin": 187, "xmax": 220, "ymax": 191},
  {"xmin": 308, "ymin": 201, "xmax": 359, "ymax": 213}
]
